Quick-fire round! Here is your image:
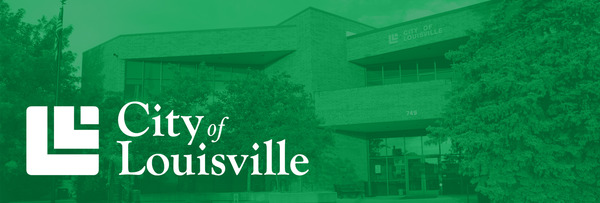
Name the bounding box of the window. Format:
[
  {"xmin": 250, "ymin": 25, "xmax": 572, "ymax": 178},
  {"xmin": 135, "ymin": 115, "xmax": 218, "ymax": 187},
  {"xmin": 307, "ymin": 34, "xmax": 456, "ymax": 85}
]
[
  {"xmin": 143, "ymin": 62, "xmax": 161, "ymax": 97},
  {"xmin": 162, "ymin": 62, "xmax": 179, "ymax": 89},
  {"xmin": 369, "ymin": 138, "xmax": 387, "ymax": 157},
  {"xmin": 364, "ymin": 56, "xmax": 454, "ymax": 87},
  {"xmin": 124, "ymin": 81, "xmax": 142, "ymax": 99},
  {"xmin": 124, "ymin": 60, "xmax": 256, "ymax": 98},
  {"xmin": 401, "ymin": 61, "xmax": 418, "ymax": 83},
  {"xmin": 162, "ymin": 62, "xmax": 179, "ymax": 80},
  {"xmin": 436, "ymin": 57, "xmax": 453, "ymax": 80},
  {"xmin": 126, "ymin": 61, "xmax": 143, "ymax": 79},
  {"xmin": 125, "ymin": 61, "xmax": 143, "ymax": 99},
  {"xmin": 383, "ymin": 64, "xmax": 400, "ymax": 85},
  {"xmin": 366, "ymin": 66, "xmax": 383, "ymax": 86},
  {"xmin": 370, "ymin": 135, "xmax": 443, "ymax": 157},
  {"xmin": 418, "ymin": 60, "xmax": 435, "ymax": 82},
  {"xmin": 404, "ymin": 136, "xmax": 422, "ymax": 156},
  {"xmin": 144, "ymin": 61, "xmax": 161, "ymax": 80},
  {"xmin": 387, "ymin": 137, "xmax": 405, "ymax": 156},
  {"xmin": 422, "ymin": 136, "xmax": 440, "ymax": 155}
]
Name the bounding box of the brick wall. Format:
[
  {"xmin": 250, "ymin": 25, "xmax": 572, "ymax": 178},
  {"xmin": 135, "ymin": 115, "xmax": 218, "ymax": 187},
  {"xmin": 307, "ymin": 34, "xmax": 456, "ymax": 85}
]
[
  {"xmin": 266, "ymin": 8, "xmax": 374, "ymax": 92},
  {"xmin": 82, "ymin": 26, "xmax": 298, "ymax": 93},
  {"xmin": 315, "ymin": 80, "xmax": 452, "ymax": 128},
  {"xmin": 347, "ymin": 1, "xmax": 498, "ymax": 61}
]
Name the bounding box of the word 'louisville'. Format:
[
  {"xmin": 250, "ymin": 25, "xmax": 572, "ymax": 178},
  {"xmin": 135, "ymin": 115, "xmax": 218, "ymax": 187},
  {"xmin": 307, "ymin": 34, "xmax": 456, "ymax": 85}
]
[{"xmin": 117, "ymin": 101, "xmax": 309, "ymax": 176}]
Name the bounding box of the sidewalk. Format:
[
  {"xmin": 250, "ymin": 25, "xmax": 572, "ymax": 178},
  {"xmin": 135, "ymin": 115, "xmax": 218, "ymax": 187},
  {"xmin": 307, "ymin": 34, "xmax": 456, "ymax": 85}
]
[
  {"xmin": 13, "ymin": 195, "xmax": 478, "ymax": 203},
  {"xmin": 338, "ymin": 195, "xmax": 479, "ymax": 203}
]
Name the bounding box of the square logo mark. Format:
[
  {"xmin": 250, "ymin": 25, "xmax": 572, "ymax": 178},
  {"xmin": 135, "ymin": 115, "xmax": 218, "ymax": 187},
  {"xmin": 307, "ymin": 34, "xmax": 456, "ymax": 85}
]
[{"xmin": 26, "ymin": 106, "xmax": 99, "ymax": 175}]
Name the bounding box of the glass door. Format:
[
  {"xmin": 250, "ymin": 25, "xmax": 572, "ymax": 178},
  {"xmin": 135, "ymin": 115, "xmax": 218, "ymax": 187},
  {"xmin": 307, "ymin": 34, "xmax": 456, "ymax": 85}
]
[
  {"xmin": 424, "ymin": 157, "xmax": 440, "ymax": 191},
  {"xmin": 388, "ymin": 157, "xmax": 405, "ymax": 195},
  {"xmin": 406, "ymin": 156, "xmax": 440, "ymax": 196},
  {"xmin": 407, "ymin": 157, "xmax": 423, "ymax": 192},
  {"xmin": 369, "ymin": 158, "xmax": 388, "ymax": 196},
  {"xmin": 369, "ymin": 157, "xmax": 406, "ymax": 196}
]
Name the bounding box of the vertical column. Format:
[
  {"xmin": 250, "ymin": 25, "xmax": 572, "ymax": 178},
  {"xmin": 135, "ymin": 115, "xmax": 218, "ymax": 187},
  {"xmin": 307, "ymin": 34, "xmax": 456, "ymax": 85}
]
[
  {"xmin": 404, "ymin": 137, "xmax": 409, "ymax": 194},
  {"xmin": 416, "ymin": 62, "xmax": 420, "ymax": 82},
  {"xmin": 399, "ymin": 63, "xmax": 402, "ymax": 84},
  {"xmin": 420, "ymin": 136, "xmax": 425, "ymax": 191},
  {"xmin": 434, "ymin": 60, "xmax": 438, "ymax": 80},
  {"xmin": 381, "ymin": 65, "xmax": 385, "ymax": 85},
  {"xmin": 366, "ymin": 139, "xmax": 372, "ymax": 196},
  {"xmin": 438, "ymin": 139, "xmax": 443, "ymax": 194},
  {"xmin": 385, "ymin": 157, "xmax": 390, "ymax": 196}
]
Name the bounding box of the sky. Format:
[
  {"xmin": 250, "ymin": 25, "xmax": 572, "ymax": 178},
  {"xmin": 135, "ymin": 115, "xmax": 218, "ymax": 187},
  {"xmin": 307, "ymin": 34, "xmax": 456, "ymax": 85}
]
[{"xmin": 5, "ymin": 0, "xmax": 486, "ymax": 76}]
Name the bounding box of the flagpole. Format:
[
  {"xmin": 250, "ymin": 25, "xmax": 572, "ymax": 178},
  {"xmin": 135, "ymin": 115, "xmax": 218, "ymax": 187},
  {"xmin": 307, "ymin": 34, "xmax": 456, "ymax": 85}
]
[
  {"xmin": 55, "ymin": 0, "xmax": 65, "ymax": 106},
  {"xmin": 52, "ymin": 2, "xmax": 66, "ymax": 203}
]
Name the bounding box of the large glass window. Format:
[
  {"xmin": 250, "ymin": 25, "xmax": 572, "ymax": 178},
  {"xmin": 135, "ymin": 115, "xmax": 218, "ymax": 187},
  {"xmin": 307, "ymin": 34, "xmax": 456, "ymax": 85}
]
[
  {"xmin": 162, "ymin": 62, "xmax": 179, "ymax": 88},
  {"xmin": 125, "ymin": 61, "xmax": 143, "ymax": 99},
  {"xmin": 404, "ymin": 136, "xmax": 422, "ymax": 156},
  {"xmin": 162, "ymin": 62, "xmax": 179, "ymax": 80},
  {"xmin": 422, "ymin": 136, "xmax": 440, "ymax": 155},
  {"xmin": 418, "ymin": 60, "xmax": 435, "ymax": 82},
  {"xmin": 370, "ymin": 137, "xmax": 405, "ymax": 157},
  {"xmin": 387, "ymin": 137, "xmax": 405, "ymax": 156},
  {"xmin": 369, "ymin": 138, "xmax": 387, "ymax": 157},
  {"xmin": 143, "ymin": 62, "xmax": 161, "ymax": 97},
  {"xmin": 436, "ymin": 57, "xmax": 453, "ymax": 80},
  {"xmin": 124, "ymin": 60, "xmax": 256, "ymax": 99},
  {"xmin": 144, "ymin": 62, "xmax": 161, "ymax": 80},
  {"xmin": 369, "ymin": 133, "xmax": 445, "ymax": 158},
  {"xmin": 366, "ymin": 66, "xmax": 383, "ymax": 86},
  {"xmin": 424, "ymin": 157, "xmax": 440, "ymax": 190},
  {"xmin": 125, "ymin": 61, "xmax": 143, "ymax": 79},
  {"xmin": 124, "ymin": 80, "xmax": 142, "ymax": 100},
  {"xmin": 368, "ymin": 133, "xmax": 461, "ymax": 196},
  {"xmin": 383, "ymin": 64, "xmax": 400, "ymax": 85},
  {"xmin": 365, "ymin": 56, "xmax": 454, "ymax": 87},
  {"xmin": 401, "ymin": 61, "xmax": 418, "ymax": 83}
]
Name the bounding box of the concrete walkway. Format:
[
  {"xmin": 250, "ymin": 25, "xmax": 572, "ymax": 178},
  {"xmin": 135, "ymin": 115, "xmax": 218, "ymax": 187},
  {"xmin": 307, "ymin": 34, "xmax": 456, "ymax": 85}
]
[
  {"xmin": 13, "ymin": 195, "xmax": 479, "ymax": 203},
  {"xmin": 338, "ymin": 195, "xmax": 479, "ymax": 203}
]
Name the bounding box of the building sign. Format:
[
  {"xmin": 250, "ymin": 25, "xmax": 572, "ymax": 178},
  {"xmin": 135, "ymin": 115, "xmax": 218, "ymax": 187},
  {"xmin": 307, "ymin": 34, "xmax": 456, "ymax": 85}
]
[
  {"xmin": 388, "ymin": 33, "xmax": 399, "ymax": 44},
  {"xmin": 388, "ymin": 24, "xmax": 444, "ymax": 44}
]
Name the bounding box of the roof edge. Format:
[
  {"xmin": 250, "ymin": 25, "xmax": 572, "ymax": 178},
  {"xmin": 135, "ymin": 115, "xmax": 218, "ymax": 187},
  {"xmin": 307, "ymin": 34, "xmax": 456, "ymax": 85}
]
[
  {"xmin": 348, "ymin": 0, "xmax": 498, "ymax": 39},
  {"xmin": 278, "ymin": 7, "xmax": 376, "ymax": 30},
  {"xmin": 83, "ymin": 25, "xmax": 297, "ymax": 55}
]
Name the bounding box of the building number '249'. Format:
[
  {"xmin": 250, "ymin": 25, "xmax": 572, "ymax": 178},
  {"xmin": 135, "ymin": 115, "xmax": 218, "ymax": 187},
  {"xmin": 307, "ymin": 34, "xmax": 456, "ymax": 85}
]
[{"xmin": 406, "ymin": 110, "xmax": 418, "ymax": 116}]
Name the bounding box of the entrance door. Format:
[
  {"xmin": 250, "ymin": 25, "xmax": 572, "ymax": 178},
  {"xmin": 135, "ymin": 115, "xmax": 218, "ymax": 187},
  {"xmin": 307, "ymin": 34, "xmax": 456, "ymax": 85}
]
[
  {"xmin": 406, "ymin": 157, "xmax": 440, "ymax": 196},
  {"xmin": 369, "ymin": 157, "xmax": 405, "ymax": 196},
  {"xmin": 407, "ymin": 157, "xmax": 423, "ymax": 193}
]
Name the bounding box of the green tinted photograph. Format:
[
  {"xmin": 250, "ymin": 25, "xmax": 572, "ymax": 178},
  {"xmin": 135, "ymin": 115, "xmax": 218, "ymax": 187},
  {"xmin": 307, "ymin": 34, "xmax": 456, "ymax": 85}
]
[{"xmin": 1, "ymin": 0, "xmax": 599, "ymax": 202}]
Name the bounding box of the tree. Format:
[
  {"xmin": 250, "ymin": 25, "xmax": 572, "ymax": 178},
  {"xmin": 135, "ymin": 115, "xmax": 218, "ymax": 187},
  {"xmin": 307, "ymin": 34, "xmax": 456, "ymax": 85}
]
[
  {"xmin": 208, "ymin": 71, "xmax": 345, "ymax": 192},
  {"xmin": 428, "ymin": 0, "xmax": 600, "ymax": 202},
  {"xmin": 76, "ymin": 63, "xmax": 212, "ymax": 202},
  {"xmin": 0, "ymin": 0, "xmax": 78, "ymax": 202}
]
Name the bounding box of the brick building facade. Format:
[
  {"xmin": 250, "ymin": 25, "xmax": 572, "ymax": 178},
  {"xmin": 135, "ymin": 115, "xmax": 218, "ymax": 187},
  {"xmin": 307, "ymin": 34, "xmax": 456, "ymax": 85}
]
[{"xmin": 82, "ymin": 1, "xmax": 499, "ymax": 197}]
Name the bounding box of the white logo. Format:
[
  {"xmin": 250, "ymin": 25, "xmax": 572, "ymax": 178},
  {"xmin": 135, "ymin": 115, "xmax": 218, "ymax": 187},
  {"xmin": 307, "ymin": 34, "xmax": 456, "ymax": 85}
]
[
  {"xmin": 388, "ymin": 33, "xmax": 399, "ymax": 44},
  {"xmin": 26, "ymin": 106, "xmax": 99, "ymax": 175}
]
